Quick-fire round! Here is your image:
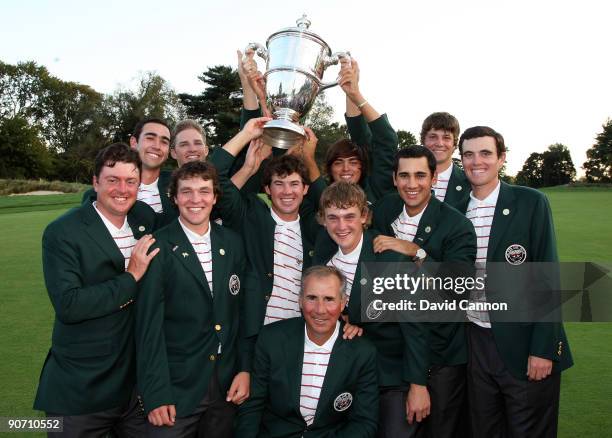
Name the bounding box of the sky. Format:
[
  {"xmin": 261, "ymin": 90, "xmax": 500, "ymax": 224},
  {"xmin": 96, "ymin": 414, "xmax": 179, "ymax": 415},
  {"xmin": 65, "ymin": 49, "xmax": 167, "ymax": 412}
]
[{"xmin": 2, "ymin": 0, "xmax": 611, "ymax": 176}]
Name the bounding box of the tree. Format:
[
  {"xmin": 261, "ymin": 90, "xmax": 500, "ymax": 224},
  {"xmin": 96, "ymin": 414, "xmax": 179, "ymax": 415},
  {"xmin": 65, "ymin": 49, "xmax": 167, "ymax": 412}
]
[
  {"xmin": 0, "ymin": 117, "xmax": 51, "ymax": 179},
  {"xmin": 515, "ymin": 152, "xmax": 544, "ymax": 187},
  {"xmin": 179, "ymin": 65, "xmax": 242, "ymax": 147},
  {"xmin": 302, "ymin": 94, "xmax": 347, "ymax": 168},
  {"xmin": 104, "ymin": 72, "xmax": 185, "ymax": 143},
  {"xmin": 541, "ymin": 143, "xmax": 575, "ymax": 186},
  {"xmin": 39, "ymin": 77, "xmax": 104, "ymax": 154},
  {"xmin": 515, "ymin": 144, "xmax": 575, "ymax": 188},
  {"xmin": 0, "ymin": 61, "xmax": 51, "ymax": 123},
  {"xmin": 397, "ymin": 130, "xmax": 418, "ymax": 149},
  {"xmin": 583, "ymin": 119, "xmax": 612, "ymax": 183}
]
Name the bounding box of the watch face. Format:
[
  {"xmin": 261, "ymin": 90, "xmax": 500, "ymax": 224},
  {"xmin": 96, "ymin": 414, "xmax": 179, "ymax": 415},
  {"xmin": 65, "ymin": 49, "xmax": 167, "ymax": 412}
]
[{"xmin": 417, "ymin": 248, "xmax": 426, "ymax": 259}]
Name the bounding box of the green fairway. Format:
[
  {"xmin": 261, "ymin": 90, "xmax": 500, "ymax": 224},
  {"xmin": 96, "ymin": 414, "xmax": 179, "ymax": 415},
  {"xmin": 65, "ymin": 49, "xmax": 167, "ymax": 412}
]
[{"xmin": 0, "ymin": 187, "xmax": 610, "ymax": 437}]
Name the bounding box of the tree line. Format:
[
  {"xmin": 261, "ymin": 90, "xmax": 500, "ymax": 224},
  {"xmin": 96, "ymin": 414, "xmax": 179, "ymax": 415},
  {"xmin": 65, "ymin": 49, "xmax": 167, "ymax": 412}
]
[{"xmin": 1, "ymin": 59, "xmax": 610, "ymax": 185}]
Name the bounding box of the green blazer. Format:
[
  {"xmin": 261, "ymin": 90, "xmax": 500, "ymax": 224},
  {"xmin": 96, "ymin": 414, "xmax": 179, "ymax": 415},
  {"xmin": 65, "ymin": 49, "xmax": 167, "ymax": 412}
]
[
  {"xmin": 443, "ymin": 164, "xmax": 471, "ymax": 210},
  {"xmin": 313, "ymin": 229, "xmax": 430, "ymax": 386},
  {"xmin": 343, "ymin": 113, "xmax": 398, "ymax": 205},
  {"xmin": 81, "ymin": 169, "xmax": 177, "ymax": 229},
  {"xmin": 34, "ymin": 201, "xmax": 156, "ymax": 415},
  {"xmin": 135, "ymin": 219, "xmax": 249, "ymax": 417},
  {"xmin": 371, "ymin": 193, "xmax": 477, "ymax": 367},
  {"xmin": 235, "ymin": 317, "xmax": 379, "ymax": 438},
  {"xmin": 209, "ymin": 148, "xmax": 321, "ymax": 339},
  {"xmin": 457, "ymin": 182, "xmax": 573, "ymax": 379}
]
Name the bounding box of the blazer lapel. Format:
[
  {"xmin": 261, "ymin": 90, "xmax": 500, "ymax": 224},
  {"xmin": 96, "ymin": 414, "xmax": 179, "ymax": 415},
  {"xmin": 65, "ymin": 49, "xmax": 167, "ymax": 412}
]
[
  {"xmin": 285, "ymin": 321, "xmax": 306, "ymax": 417},
  {"xmin": 210, "ymin": 223, "xmax": 227, "ymax": 303},
  {"xmin": 263, "ymin": 212, "xmax": 276, "ymax": 274},
  {"xmin": 167, "ymin": 220, "xmax": 212, "ymax": 297},
  {"xmin": 413, "ymin": 197, "xmax": 442, "ymax": 248},
  {"xmin": 314, "ymin": 333, "xmax": 349, "ymax": 424},
  {"xmin": 81, "ymin": 204, "xmax": 125, "ymax": 272},
  {"xmin": 487, "ymin": 182, "xmax": 517, "ymax": 260},
  {"xmin": 126, "ymin": 208, "xmax": 154, "ymax": 239}
]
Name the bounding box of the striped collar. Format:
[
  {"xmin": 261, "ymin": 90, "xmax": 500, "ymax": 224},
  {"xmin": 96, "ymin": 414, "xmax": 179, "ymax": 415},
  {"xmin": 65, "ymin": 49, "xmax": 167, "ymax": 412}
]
[
  {"xmin": 270, "ymin": 208, "xmax": 301, "ymax": 230},
  {"xmin": 178, "ymin": 217, "xmax": 211, "ymax": 243},
  {"xmin": 469, "ymin": 180, "xmax": 501, "ymax": 207}
]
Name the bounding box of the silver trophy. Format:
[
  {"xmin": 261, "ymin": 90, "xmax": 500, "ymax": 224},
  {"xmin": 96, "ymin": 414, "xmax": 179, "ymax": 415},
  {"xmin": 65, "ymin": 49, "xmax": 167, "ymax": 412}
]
[{"xmin": 246, "ymin": 15, "xmax": 350, "ymax": 149}]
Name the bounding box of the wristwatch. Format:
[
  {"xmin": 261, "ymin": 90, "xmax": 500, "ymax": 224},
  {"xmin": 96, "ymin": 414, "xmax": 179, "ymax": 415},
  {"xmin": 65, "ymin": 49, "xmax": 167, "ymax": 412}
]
[{"xmin": 414, "ymin": 248, "xmax": 427, "ymax": 261}]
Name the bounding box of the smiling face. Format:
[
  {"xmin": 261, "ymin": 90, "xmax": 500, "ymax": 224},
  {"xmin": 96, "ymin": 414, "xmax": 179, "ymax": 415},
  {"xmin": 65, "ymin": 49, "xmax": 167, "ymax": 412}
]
[
  {"xmin": 393, "ymin": 157, "xmax": 436, "ymax": 216},
  {"xmin": 323, "ymin": 205, "xmax": 366, "ymax": 254},
  {"xmin": 423, "ymin": 128, "xmax": 456, "ymax": 169},
  {"xmin": 265, "ymin": 172, "xmax": 308, "ymax": 222},
  {"xmin": 174, "ymin": 176, "xmax": 217, "ymax": 235},
  {"xmin": 330, "ymin": 155, "xmax": 362, "ymax": 184},
  {"xmin": 171, "ymin": 128, "xmax": 208, "ymax": 166},
  {"xmin": 461, "ymin": 136, "xmax": 505, "ymax": 197},
  {"xmin": 132, "ymin": 122, "xmax": 171, "ymax": 170},
  {"xmin": 93, "ymin": 161, "xmax": 140, "ymax": 227},
  {"xmin": 300, "ymin": 273, "xmax": 346, "ymax": 346}
]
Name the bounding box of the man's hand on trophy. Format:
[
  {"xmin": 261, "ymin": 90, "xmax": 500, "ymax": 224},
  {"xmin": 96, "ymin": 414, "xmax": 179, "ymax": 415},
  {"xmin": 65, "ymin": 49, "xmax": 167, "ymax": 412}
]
[
  {"xmin": 237, "ymin": 49, "xmax": 251, "ymax": 82},
  {"xmin": 242, "ymin": 116, "xmax": 272, "ymax": 141},
  {"xmin": 242, "ymin": 53, "xmax": 267, "ymax": 106},
  {"xmin": 339, "ymin": 59, "xmax": 361, "ymax": 99}
]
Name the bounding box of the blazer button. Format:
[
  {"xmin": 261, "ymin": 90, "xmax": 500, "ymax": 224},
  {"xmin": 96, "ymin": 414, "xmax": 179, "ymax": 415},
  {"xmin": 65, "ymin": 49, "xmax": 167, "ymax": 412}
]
[
  {"xmin": 267, "ymin": 272, "xmax": 273, "ymax": 278},
  {"xmin": 209, "ymin": 355, "xmax": 216, "ymax": 361},
  {"xmin": 215, "ymin": 324, "xmax": 221, "ymax": 331},
  {"xmin": 265, "ymin": 295, "xmax": 270, "ymax": 301}
]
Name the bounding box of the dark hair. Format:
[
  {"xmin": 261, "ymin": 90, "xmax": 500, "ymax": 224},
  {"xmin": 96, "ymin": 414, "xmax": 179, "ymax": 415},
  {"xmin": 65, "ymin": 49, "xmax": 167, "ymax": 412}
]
[
  {"xmin": 324, "ymin": 139, "xmax": 369, "ymax": 185},
  {"xmin": 420, "ymin": 112, "xmax": 460, "ymax": 146},
  {"xmin": 458, "ymin": 126, "xmax": 507, "ymax": 157},
  {"xmin": 300, "ymin": 265, "xmax": 347, "ymax": 299},
  {"xmin": 393, "ymin": 145, "xmax": 437, "ymax": 176},
  {"xmin": 168, "ymin": 161, "xmax": 221, "ymax": 205},
  {"xmin": 262, "ymin": 154, "xmax": 310, "ymax": 187},
  {"xmin": 94, "ymin": 142, "xmax": 142, "ymax": 178},
  {"xmin": 132, "ymin": 117, "xmax": 171, "ymax": 141}
]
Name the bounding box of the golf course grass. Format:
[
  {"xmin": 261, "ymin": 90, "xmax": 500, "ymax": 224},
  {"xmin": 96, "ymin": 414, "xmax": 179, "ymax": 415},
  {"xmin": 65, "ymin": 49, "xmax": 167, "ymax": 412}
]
[{"xmin": 0, "ymin": 186, "xmax": 610, "ymax": 436}]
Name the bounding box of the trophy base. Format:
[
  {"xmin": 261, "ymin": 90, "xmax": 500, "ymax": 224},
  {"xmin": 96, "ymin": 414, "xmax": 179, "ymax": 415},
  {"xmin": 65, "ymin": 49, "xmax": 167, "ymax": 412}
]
[{"xmin": 263, "ymin": 120, "xmax": 306, "ymax": 149}]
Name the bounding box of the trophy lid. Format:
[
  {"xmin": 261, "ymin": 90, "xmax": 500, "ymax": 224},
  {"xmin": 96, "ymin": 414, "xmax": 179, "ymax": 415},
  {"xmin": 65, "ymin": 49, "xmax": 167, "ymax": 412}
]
[{"xmin": 267, "ymin": 14, "xmax": 331, "ymax": 51}]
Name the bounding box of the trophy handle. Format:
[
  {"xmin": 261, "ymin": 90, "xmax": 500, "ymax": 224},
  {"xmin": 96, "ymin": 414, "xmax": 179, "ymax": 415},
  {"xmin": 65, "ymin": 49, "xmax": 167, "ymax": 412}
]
[
  {"xmin": 319, "ymin": 51, "xmax": 351, "ymax": 91},
  {"xmin": 244, "ymin": 42, "xmax": 268, "ymax": 61}
]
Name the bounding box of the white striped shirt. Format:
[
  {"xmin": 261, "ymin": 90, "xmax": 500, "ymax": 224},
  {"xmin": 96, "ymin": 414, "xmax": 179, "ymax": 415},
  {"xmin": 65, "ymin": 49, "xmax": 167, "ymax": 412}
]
[
  {"xmin": 179, "ymin": 218, "xmax": 213, "ymax": 293},
  {"xmin": 300, "ymin": 321, "xmax": 339, "ymax": 425},
  {"xmin": 264, "ymin": 210, "xmax": 303, "ymax": 325},
  {"xmin": 92, "ymin": 202, "xmax": 136, "ymax": 270},
  {"xmin": 433, "ymin": 163, "xmax": 453, "ymax": 202},
  {"xmin": 137, "ymin": 179, "xmax": 163, "ymax": 213},
  {"xmin": 391, "ymin": 205, "xmax": 425, "ymax": 243},
  {"xmin": 327, "ymin": 235, "xmax": 363, "ymax": 304},
  {"xmin": 465, "ymin": 182, "xmax": 500, "ymax": 328}
]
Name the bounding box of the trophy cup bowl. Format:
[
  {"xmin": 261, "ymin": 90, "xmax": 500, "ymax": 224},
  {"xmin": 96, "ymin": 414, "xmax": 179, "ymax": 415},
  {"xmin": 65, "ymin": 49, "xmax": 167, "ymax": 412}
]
[{"xmin": 246, "ymin": 15, "xmax": 350, "ymax": 149}]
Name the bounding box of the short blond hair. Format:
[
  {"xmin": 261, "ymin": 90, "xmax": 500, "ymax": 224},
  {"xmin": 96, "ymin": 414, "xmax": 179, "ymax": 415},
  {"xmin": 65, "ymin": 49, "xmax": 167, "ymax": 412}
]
[
  {"xmin": 172, "ymin": 119, "xmax": 206, "ymax": 147},
  {"xmin": 318, "ymin": 181, "xmax": 370, "ymax": 226}
]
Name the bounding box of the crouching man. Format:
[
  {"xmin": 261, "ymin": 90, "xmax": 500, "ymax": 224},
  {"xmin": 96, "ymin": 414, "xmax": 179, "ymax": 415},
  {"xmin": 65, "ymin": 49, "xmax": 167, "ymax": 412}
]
[
  {"xmin": 235, "ymin": 266, "xmax": 379, "ymax": 438},
  {"xmin": 135, "ymin": 161, "xmax": 251, "ymax": 437}
]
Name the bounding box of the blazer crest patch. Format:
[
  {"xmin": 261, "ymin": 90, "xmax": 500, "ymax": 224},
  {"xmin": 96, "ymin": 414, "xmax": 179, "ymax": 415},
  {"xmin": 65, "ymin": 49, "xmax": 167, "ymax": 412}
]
[
  {"xmin": 333, "ymin": 392, "xmax": 353, "ymax": 412},
  {"xmin": 229, "ymin": 274, "xmax": 240, "ymax": 295},
  {"xmin": 505, "ymin": 244, "xmax": 527, "ymax": 265}
]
